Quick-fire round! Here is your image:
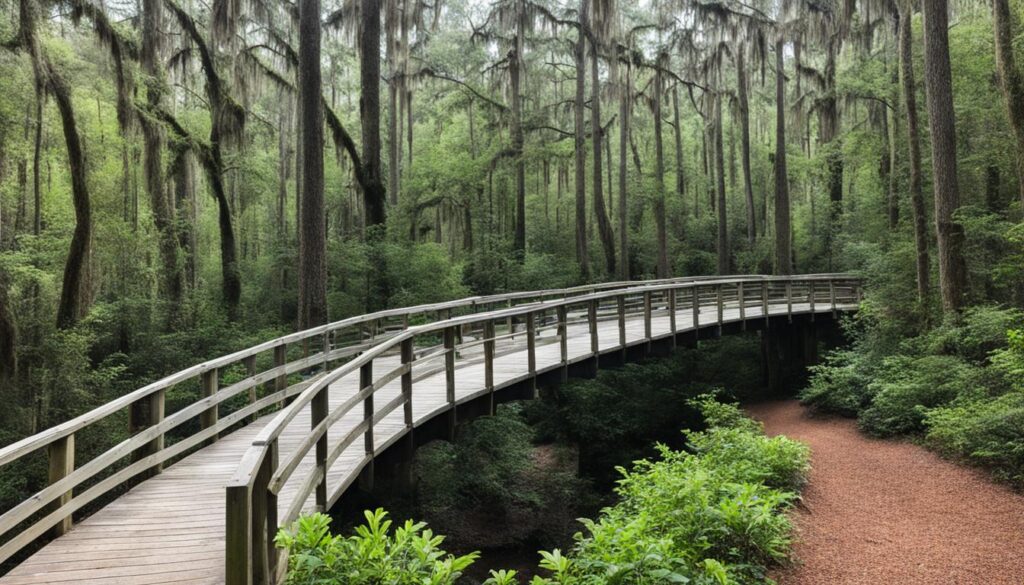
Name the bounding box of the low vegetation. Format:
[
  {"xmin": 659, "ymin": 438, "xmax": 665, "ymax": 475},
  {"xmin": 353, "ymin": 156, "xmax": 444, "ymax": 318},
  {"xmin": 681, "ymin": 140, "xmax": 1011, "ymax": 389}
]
[{"xmin": 277, "ymin": 397, "xmax": 810, "ymax": 585}]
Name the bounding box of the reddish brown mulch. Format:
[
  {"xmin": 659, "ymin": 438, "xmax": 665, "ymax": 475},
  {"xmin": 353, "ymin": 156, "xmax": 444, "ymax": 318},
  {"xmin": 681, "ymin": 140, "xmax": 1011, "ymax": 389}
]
[{"xmin": 746, "ymin": 400, "xmax": 1024, "ymax": 585}]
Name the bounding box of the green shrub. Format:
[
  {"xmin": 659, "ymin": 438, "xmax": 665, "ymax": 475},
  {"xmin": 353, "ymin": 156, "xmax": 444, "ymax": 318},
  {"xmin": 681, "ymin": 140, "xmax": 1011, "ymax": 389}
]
[
  {"xmin": 799, "ymin": 349, "xmax": 874, "ymax": 416},
  {"xmin": 858, "ymin": 355, "xmax": 980, "ymax": 437},
  {"xmin": 924, "ymin": 391, "xmax": 1024, "ymax": 486},
  {"xmin": 532, "ymin": 399, "xmax": 807, "ymax": 585},
  {"xmin": 276, "ymin": 510, "xmax": 478, "ymax": 585}
]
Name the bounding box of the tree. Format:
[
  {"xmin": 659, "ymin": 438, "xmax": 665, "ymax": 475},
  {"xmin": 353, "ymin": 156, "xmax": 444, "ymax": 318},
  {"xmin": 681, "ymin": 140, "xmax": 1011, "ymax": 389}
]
[
  {"xmin": 360, "ymin": 0, "xmax": 388, "ymax": 228},
  {"xmin": 774, "ymin": 37, "xmax": 791, "ymax": 276},
  {"xmin": 297, "ymin": 0, "xmax": 328, "ymax": 329},
  {"xmin": 736, "ymin": 47, "xmax": 756, "ymax": 245},
  {"xmin": 652, "ymin": 51, "xmax": 670, "ymax": 278},
  {"xmin": 921, "ymin": 0, "xmax": 965, "ymax": 314},
  {"xmin": 897, "ymin": 0, "xmax": 930, "ymax": 303},
  {"xmin": 585, "ymin": 0, "xmax": 617, "ymax": 276},
  {"xmin": 992, "ymin": 0, "xmax": 1024, "ymax": 207}
]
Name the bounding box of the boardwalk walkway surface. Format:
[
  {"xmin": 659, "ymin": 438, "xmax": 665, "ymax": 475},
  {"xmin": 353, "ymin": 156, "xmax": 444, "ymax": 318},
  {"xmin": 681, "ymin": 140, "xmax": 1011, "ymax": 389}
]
[
  {"xmin": 749, "ymin": 401, "xmax": 1024, "ymax": 585},
  {"xmin": 0, "ymin": 276, "xmax": 860, "ymax": 585}
]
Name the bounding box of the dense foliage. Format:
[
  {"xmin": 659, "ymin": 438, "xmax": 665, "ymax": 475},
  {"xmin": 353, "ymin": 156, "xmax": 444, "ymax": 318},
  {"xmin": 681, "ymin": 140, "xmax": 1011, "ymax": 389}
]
[{"xmin": 277, "ymin": 397, "xmax": 810, "ymax": 584}]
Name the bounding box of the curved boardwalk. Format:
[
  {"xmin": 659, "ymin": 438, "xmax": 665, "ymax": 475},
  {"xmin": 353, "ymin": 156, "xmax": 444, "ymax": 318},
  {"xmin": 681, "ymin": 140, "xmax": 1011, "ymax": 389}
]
[
  {"xmin": 0, "ymin": 277, "xmax": 858, "ymax": 585},
  {"xmin": 749, "ymin": 401, "xmax": 1024, "ymax": 585}
]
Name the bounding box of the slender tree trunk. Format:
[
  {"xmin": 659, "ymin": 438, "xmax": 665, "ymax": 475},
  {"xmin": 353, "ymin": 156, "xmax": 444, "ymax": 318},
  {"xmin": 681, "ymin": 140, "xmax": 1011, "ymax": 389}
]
[
  {"xmin": 714, "ymin": 94, "xmax": 728, "ymax": 274},
  {"xmin": 653, "ymin": 65, "xmax": 669, "ymax": 278},
  {"xmin": 672, "ymin": 87, "xmax": 685, "ymax": 216},
  {"xmin": 737, "ymin": 48, "xmax": 756, "ymax": 245},
  {"xmin": 993, "ymin": 0, "xmax": 1024, "ymax": 207},
  {"xmin": 574, "ymin": 36, "xmax": 590, "ymax": 280},
  {"xmin": 774, "ymin": 38, "xmax": 792, "ymax": 276},
  {"xmin": 360, "ymin": 0, "xmax": 387, "ymax": 228},
  {"xmin": 922, "ymin": 0, "xmax": 965, "ymax": 314},
  {"xmin": 297, "ymin": 0, "xmax": 327, "ymax": 329},
  {"xmin": 15, "ymin": 103, "xmax": 28, "ymax": 235},
  {"xmin": 899, "ymin": 3, "xmax": 930, "ymax": 303},
  {"xmin": 32, "ymin": 89, "xmax": 42, "ymax": 236},
  {"xmin": 617, "ymin": 55, "xmax": 629, "ymax": 280},
  {"xmin": 511, "ymin": 38, "xmax": 526, "ymax": 257},
  {"xmin": 887, "ymin": 72, "xmax": 900, "ymax": 229},
  {"xmin": 589, "ymin": 32, "xmax": 615, "ymax": 276}
]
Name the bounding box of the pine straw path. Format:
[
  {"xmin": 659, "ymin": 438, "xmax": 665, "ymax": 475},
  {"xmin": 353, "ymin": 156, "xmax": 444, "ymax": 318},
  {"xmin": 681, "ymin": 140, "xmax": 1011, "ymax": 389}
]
[{"xmin": 746, "ymin": 401, "xmax": 1024, "ymax": 585}]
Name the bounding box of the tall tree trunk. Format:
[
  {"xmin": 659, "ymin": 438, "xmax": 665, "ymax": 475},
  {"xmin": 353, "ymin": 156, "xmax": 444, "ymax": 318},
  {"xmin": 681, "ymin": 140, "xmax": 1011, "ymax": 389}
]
[
  {"xmin": 899, "ymin": 3, "xmax": 930, "ymax": 303},
  {"xmin": 774, "ymin": 38, "xmax": 792, "ymax": 276},
  {"xmin": 15, "ymin": 103, "xmax": 28, "ymax": 235},
  {"xmin": 737, "ymin": 48, "xmax": 756, "ymax": 245},
  {"xmin": 32, "ymin": 88, "xmax": 42, "ymax": 236},
  {"xmin": 49, "ymin": 63, "xmax": 92, "ymax": 328},
  {"xmin": 574, "ymin": 36, "xmax": 590, "ymax": 280},
  {"xmin": 360, "ymin": 0, "xmax": 387, "ymax": 228},
  {"xmin": 172, "ymin": 151, "xmax": 197, "ymax": 290},
  {"xmin": 589, "ymin": 31, "xmax": 615, "ymax": 276},
  {"xmin": 922, "ymin": 0, "xmax": 965, "ymax": 314},
  {"xmin": 617, "ymin": 54, "xmax": 629, "ymax": 280},
  {"xmin": 297, "ymin": 0, "xmax": 327, "ymax": 329},
  {"xmin": 653, "ymin": 64, "xmax": 669, "ymax": 278},
  {"xmin": 714, "ymin": 93, "xmax": 728, "ymax": 274},
  {"xmin": 511, "ymin": 37, "xmax": 526, "ymax": 257},
  {"xmin": 671, "ymin": 86, "xmax": 685, "ymax": 216},
  {"xmin": 993, "ymin": 0, "xmax": 1024, "ymax": 207},
  {"xmin": 887, "ymin": 76, "xmax": 900, "ymax": 229},
  {"xmin": 142, "ymin": 0, "xmax": 185, "ymax": 327}
]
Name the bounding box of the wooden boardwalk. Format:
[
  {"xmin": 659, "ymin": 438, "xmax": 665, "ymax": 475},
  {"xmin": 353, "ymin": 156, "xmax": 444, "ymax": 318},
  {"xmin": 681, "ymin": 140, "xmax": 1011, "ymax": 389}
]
[{"xmin": 0, "ymin": 276, "xmax": 860, "ymax": 585}]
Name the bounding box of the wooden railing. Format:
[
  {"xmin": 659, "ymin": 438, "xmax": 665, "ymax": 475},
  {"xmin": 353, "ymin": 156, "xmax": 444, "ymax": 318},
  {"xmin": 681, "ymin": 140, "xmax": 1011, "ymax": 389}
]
[
  {"xmin": 0, "ymin": 274, "xmax": 758, "ymax": 567},
  {"xmin": 224, "ymin": 274, "xmax": 862, "ymax": 585}
]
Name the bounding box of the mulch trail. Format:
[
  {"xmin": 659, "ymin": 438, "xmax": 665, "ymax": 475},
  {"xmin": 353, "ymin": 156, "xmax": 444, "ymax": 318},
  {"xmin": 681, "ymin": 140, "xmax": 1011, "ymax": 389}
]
[{"xmin": 745, "ymin": 400, "xmax": 1024, "ymax": 585}]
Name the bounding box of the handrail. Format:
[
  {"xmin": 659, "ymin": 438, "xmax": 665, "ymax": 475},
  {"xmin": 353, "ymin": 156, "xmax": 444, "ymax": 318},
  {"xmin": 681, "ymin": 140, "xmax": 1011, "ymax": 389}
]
[
  {"xmin": 1, "ymin": 273, "xmax": 796, "ymax": 565},
  {"xmin": 224, "ymin": 274, "xmax": 863, "ymax": 584}
]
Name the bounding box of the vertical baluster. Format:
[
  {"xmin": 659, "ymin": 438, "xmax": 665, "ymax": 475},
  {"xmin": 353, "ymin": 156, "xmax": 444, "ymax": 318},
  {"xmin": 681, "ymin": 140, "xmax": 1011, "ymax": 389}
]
[
  {"xmin": 668, "ymin": 288, "xmax": 677, "ymax": 335},
  {"xmin": 273, "ymin": 344, "xmax": 287, "ymax": 408},
  {"xmin": 830, "ymin": 280, "xmax": 837, "ymax": 316},
  {"xmin": 786, "ymin": 280, "xmax": 793, "ymax": 322},
  {"xmin": 359, "ymin": 361, "xmax": 375, "ymax": 491},
  {"xmin": 643, "ymin": 291, "xmax": 652, "ymax": 341},
  {"xmin": 201, "ymin": 368, "xmax": 219, "ymax": 444},
  {"xmin": 224, "ymin": 479, "xmax": 251, "ymax": 585},
  {"xmin": 264, "ymin": 439, "xmax": 279, "ymax": 581},
  {"xmin": 243, "ymin": 355, "xmax": 257, "ymax": 423},
  {"xmin": 738, "ymin": 282, "xmax": 746, "ymax": 329},
  {"xmin": 484, "ymin": 320, "xmax": 496, "ymax": 413},
  {"xmin": 526, "ymin": 311, "xmax": 537, "ymax": 375},
  {"xmin": 809, "ymin": 281, "xmax": 816, "ymax": 321},
  {"xmin": 444, "ymin": 326, "xmax": 457, "ymax": 439},
  {"xmin": 588, "ymin": 300, "xmax": 599, "ymax": 356},
  {"xmin": 762, "ymin": 281, "xmax": 770, "ymax": 327},
  {"xmin": 312, "ymin": 378, "xmax": 329, "ymax": 511},
  {"xmin": 692, "ymin": 285, "xmax": 700, "ymax": 328},
  {"xmin": 557, "ymin": 306, "xmax": 568, "ymax": 381},
  {"xmin": 129, "ymin": 390, "xmax": 165, "ymax": 476},
  {"xmin": 47, "ymin": 434, "xmax": 74, "ymax": 537},
  {"xmin": 401, "ymin": 338, "xmax": 414, "ymax": 429},
  {"xmin": 617, "ymin": 295, "xmax": 626, "ymax": 350}
]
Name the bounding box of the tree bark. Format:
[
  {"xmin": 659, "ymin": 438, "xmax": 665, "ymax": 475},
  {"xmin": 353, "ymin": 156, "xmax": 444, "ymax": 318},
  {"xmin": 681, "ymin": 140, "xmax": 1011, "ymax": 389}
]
[
  {"xmin": 588, "ymin": 28, "xmax": 615, "ymax": 276},
  {"xmin": 714, "ymin": 93, "xmax": 728, "ymax": 274},
  {"xmin": 898, "ymin": 3, "xmax": 930, "ymax": 303},
  {"xmin": 511, "ymin": 38, "xmax": 526, "ymax": 257},
  {"xmin": 616, "ymin": 52, "xmax": 629, "ymax": 280},
  {"xmin": 993, "ymin": 0, "xmax": 1024, "ymax": 207},
  {"xmin": 737, "ymin": 48, "xmax": 756, "ymax": 245},
  {"xmin": 297, "ymin": 0, "xmax": 327, "ymax": 329},
  {"xmin": 922, "ymin": 0, "xmax": 966, "ymax": 314},
  {"xmin": 360, "ymin": 0, "xmax": 387, "ymax": 228},
  {"xmin": 573, "ymin": 35, "xmax": 590, "ymax": 280},
  {"xmin": 653, "ymin": 63, "xmax": 669, "ymax": 278},
  {"xmin": 774, "ymin": 38, "xmax": 792, "ymax": 276}
]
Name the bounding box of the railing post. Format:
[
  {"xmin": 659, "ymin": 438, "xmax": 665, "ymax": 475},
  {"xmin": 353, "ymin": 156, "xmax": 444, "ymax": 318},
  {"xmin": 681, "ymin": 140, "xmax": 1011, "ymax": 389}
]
[
  {"xmin": 359, "ymin": 360, "xmax": 375, "ymax": 491},
  {"xmin": 588, "ymin": 300, "xmax": 599, "ymax": 375},
  {"xmin": 557, "ymin": 306, "xmax": 568, "ymax": 382},
  {"xmin": 225, "ymin": 481, "xmax": 251, "ymax": 585},
  {"xmin": 484, "ymin": 320, "xmax": 496, "ymax": 413},
  {"xmin": 312, "ymin": 379, "xmax": 329, "ymax": 511},
  {"xmin": 762, "ymin": 281, "xmax": 770, "ymax": 327},
  {"xmin": 830, "ymin": 279, "xmax": 837, "ymax": 316},
  {"xmin": 401, "ymin": 338, "xmax": 414, "ymax": 428},
  {"xmin": 47, "ymin": 434, "xmax": 74, "ymax": 537},
  {"xmin": 129, "ymin": 389, "xmax": 165, "ymax": 477},
  {"xmin": 201, "ymin": 368, "xmax": 219, "ymax": 444},
  {"xmin": 617, "ymin": 295, "xmax": 626, "ymax": 352},
  {"xmin": 273, "ymin": 344, "xmax": 287, "ymax": 408},
  {"xmin": 526, "ymin": 312, "xmax": 537, "ymax": 376},
  {"xmin": 643, "ymin": 291, "xmax": 653, "ymax": 341},
  {"xmin": 243, "ymin": 355, "xmax": 257, "ymax": 423},
  {"xmin": 444, "ymin": 326, "xmax": 457, "ymax": 439},
  {"xmin": 786, "ymin": 280, "xmax": 793, "ymax": 323},
  {"xmin": 809, "ymin": 281, "xmax": 816, "ymax": 322},
  {"xmin": 716, "ymin": 284, "xmax": 724, "ymax": 335},
  {"xmin": 692, "ymin": 285, "xmax": 699, "ymax": 328},
  {"xmin": 249, "ymin": 438, "xmax": 279, "ymax": 585},
  {"xmin": 738, "ymin": 283, "xmax": 746, "ymax": 330},
  {"xmin": 668, "ymin": 289, "xmax": 677, "ymax": 336}
]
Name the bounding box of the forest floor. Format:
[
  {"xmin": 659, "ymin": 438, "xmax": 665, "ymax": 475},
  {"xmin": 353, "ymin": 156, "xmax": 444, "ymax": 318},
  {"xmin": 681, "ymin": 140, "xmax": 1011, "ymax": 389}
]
[{"xmin": 746, "ymin": 400, "xmax": 1024, "ymax": 585}]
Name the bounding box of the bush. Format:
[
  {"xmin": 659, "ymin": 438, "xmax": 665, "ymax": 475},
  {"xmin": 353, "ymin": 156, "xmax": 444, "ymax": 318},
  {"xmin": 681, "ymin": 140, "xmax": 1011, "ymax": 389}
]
[
  {"xmin": 857, "ymin": 354, "xmax": 981, "ymax": 437},
  {"xmin": 532, "ymin": 398, "xmax": 808, "ymax": 585},
  {"xmin": 799, "ymin": 350, "xmax": 874, "ymax": 416},
  {"xmin": 924, "ymin": 392, "xmax": 1024, "ymax": 487},
  {"xmin": 276, "ymin": 510, "xmax": 478, "ymax": 585}
]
